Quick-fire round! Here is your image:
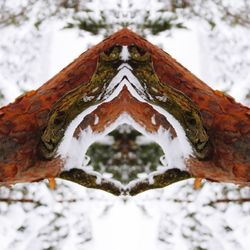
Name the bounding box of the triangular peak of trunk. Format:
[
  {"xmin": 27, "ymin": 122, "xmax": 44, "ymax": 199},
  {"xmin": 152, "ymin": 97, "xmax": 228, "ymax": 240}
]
[{"xmin": 0, "ymin": 28, "xmax": 249, "ymax": 195}]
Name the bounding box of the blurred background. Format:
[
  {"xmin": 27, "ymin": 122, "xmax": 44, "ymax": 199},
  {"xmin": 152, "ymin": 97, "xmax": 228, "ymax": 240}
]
[{"xmin": 0, "ymin": 1, "xmax": 250, "ymax": 249}]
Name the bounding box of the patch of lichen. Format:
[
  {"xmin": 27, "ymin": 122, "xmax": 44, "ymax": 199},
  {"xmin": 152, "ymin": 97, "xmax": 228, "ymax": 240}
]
[
  {"xmin": 59, "ymin": 168, "xmax": 122, "ymax": 196},
  {"xmin": 40, "ymin": 45, "xmax": 123, "ymax": 159},
  {"xmin": 128, "ymin": 168, "xmax": 191, "ymax": 196},
  {"xmin": 59, "ymin": 168, "xmax": 191, "ymax": 196},
  {"xmin": 128, "ymin": 45, "xmax": 209, "ymax": 159}
]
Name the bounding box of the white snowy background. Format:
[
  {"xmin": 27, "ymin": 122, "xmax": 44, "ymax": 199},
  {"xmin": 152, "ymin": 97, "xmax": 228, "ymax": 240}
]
[{"xmin": 0, "ymin": 1, "xmax": 250, "ymax": 250}]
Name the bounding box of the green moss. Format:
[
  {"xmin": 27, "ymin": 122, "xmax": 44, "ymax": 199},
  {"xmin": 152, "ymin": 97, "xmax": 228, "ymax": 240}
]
[
  {"xmin": 128, "ymin": 45, "xmax": 209, "ymax": 159},
  {"xmin": 59, "ymin": 168, "xmax": 191, "ymax": 196},
  {"xmin": 40, "ymin": 46, "xmax": 122, "ymax": 159},
  {"xmin": 59, "ymin": 168, "xmax": 121, "ymax": 196},
  {"xmin": 128, "ymin": 168, "xmax": 191, "ymax": 196}
]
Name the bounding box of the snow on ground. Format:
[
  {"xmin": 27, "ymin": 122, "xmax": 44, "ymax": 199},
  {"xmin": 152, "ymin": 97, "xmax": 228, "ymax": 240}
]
[{"xmin": 88, "ymin": 198, "xmax": 160, "ymax": 250}]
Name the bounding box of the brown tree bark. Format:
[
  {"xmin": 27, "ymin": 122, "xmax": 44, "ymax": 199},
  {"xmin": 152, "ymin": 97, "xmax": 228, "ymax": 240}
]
[{"xmin": 0, "ymin": 28, "xmax": 249, "ymax": 194}]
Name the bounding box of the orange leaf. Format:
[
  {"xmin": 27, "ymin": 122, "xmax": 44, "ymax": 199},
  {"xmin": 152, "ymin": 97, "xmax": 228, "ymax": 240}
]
[
  {"xmin": 194, "ymin": 178, "xmax": 203, "ymax": 190},
  {"xmin": 48, "ymin": 178, "xmax": 56, "ymax": 190}
]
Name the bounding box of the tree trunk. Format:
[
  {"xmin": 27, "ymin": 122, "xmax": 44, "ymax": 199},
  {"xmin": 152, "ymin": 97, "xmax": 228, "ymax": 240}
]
[{"xmin": 0, "ymin": 28, "xmax": 249, "ymax": 195}]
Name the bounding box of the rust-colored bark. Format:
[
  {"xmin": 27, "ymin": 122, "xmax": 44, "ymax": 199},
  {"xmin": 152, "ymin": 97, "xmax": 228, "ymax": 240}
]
[{"xmin": 0, "ymin": 28, "xmax": 249, "ymax": 191}]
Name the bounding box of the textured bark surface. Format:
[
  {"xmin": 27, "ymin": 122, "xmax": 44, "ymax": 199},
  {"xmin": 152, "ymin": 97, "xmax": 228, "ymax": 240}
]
[{"xmin": 0, "ymin": 28, "xmax": 249, "ymax": 193}]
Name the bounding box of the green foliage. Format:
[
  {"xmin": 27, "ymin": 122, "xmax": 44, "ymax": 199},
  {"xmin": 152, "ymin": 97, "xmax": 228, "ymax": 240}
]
[
  {"xmin": 87, "ymin": 126, "xmax": 164, "ymax": 183},
  {"xmin": 2, "ymin": 0, "xmax": 250, "ymax": 37},
  {"xmin": 64, "ymin": 15, "xmax": 109, "ymax": 35},
  {"xmin": 142, "ymin": 16, "xmax": 186, "ymax": 35}
]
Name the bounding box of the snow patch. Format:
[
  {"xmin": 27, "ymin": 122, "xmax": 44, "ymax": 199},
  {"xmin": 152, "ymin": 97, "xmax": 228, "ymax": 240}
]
[
  {"xmin": 94, "ymin": 114, "xmax": 99, "ymax": 125},
  {"xmin": 155, "ymin": 95, "xmax": 168, "ymax": 102},
  {"xmin": 151, "ymin": 114, "xmax": 156, "ymax": 125},
  {"xmin": 136, "ymin": 135, "xmax": 155, "ymax": 145},
  {"xmin": 120, "ymin": 46, "xmax": 130, "ymax": 61},
  {"xmin": 83, "ymin": 95, "xmax": 95, "ymax": 102}
]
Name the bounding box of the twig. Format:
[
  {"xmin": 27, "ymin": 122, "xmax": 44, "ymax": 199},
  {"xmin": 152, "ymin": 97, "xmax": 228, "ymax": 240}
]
[{"xmin": 0, "ymin": 198, "xmax": 84, "ymax": 205}]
